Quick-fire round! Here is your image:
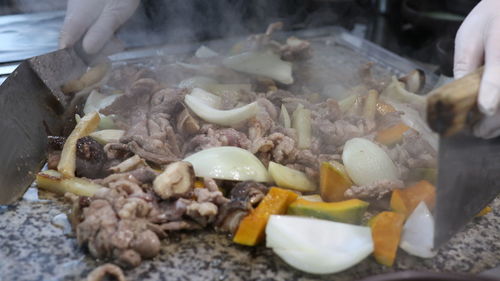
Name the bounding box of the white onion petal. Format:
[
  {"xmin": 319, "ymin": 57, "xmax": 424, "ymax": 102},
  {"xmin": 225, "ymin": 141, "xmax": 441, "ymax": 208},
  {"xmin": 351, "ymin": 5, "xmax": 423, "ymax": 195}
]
[
  {"xmin": 342, "ymin": 138, "xmax": 399, "ymax": 186},
  {"xmin": 266, "ymin": 215, "xmax": 373, "ymax": 274},
  {"xmin": 223, "ymin": 51, "xmax": 293, "ymax": 84},
  {"xmin": 184, "ymin": 94, "xmax": 257, "ymax": 126},
  {"xmin": 189, "ymin": 88, "xmax": 222, "ymax": 108},
  {"xmin": 83, "ymin": 90, "xmax": 120, "ymax": 115},
  {"xmin": 195, "ymin": 45, "xmax": 219, "ymax": 58},
  {"xmin": 400, "ymin": 201, "xmax": 437, "ymax": 258},
  {"xmin": 183, "ymin": 146, "xmax": 271, "ymax": 182}
]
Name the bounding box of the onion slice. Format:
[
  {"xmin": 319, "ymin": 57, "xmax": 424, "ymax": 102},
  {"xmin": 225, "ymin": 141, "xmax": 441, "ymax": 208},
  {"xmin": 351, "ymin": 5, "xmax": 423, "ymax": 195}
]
[
  {"xmin": 189, "ymin": 88, "xmax": 222, "ymax": 108},
  {"xmin": 266, "ymin": 215, "xmax": 373, "ymax": 274},
  {"xmin": 184, "ymin": 146, "xmax": 271, "ymax": 182},
  {"xmin": 223, "ymin": 51, "xmax": 293, "ymax": 84},
  {"xmin": 342, "ymin": 138, "xmax": 399, "ymax": 186},
  {"xmin": 184, "ymin": 94, "xmax": 257, "ymax": 126},
  {"xmin": 400, "ymin": 201, "xmax": 437, "ymax": 258}
]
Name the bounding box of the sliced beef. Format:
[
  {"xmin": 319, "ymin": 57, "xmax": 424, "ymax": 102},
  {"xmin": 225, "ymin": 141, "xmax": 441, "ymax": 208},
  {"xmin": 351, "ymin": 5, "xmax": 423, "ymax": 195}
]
[
  {"xmin": 313, "ymin": 116, "xmax": 375, "ymax": 149},
  {"xmin": 250, "ymin": 132, "xmax": 299, "ymax": 167},
  {"xmin": 215, "ymin": 181, "xmax": 268, "ymax": 234},
  {"xmin": 344, "ymin": 179, "xmax": 405, "ymax": 201},
  {"xmin": 184, "ymin": 125, "xmax": 251, "ymax": 153}
]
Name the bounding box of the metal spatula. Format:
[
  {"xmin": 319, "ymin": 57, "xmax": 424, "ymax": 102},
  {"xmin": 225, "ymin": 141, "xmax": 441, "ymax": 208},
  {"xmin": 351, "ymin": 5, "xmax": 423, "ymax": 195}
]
[
  {"xmin": 427, "ymin": 67, "xmax": 500, "ymax": 247},
  {"xmin": 0, "ymin": 47, "xmax": 93, "ymax": 205}
]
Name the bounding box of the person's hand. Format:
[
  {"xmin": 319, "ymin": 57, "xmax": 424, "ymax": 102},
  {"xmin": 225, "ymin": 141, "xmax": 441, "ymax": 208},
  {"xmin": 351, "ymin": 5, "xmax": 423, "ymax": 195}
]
[
  {"xmin": 454, "ymin": 0, "xmax": 500, "ymax": 138},
  {"xmin": 59, "ymin": 0, "xmax": 140, "ymax": 55}
]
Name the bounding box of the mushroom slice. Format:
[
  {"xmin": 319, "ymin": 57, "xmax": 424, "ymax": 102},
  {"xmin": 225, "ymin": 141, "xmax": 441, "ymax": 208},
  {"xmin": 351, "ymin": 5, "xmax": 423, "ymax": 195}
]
[
  {"xmin": 153, "ymin": 161, "xmax": 195, "ymax": 200},
  {"xmin": 398, "ymin": 69, "xmax": 425, "ymax": 94}
]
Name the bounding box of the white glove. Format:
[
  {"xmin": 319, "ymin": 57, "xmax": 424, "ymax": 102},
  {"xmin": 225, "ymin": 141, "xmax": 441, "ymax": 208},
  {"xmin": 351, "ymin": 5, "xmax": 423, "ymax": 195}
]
[
  {"xmin": 454, "ymin": 0, "xmax": 500, "ymax": 138},
  {"xmin": 59, "ymin": 0, "xmax": 140, "ymax": 55}
]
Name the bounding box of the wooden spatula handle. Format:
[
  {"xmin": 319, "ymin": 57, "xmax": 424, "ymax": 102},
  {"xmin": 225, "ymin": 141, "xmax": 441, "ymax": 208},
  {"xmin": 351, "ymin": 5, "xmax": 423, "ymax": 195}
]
[{"xmin": 427, "ymin": 67, "xmax": 484, "ymax": 136}]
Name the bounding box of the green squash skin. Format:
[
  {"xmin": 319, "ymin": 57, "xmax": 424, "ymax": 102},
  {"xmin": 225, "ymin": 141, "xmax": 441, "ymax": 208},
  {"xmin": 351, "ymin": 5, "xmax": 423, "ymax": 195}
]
[{"xmin": 287, "ymin": 201, "xmax": 369, "ymax": 224}]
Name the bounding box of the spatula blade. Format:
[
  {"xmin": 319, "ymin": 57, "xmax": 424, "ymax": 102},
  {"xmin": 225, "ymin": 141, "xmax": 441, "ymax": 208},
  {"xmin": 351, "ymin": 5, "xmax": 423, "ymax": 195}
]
[
  {"xmin": 0, "ymin": 48, "xmax": 88, "ymax": 205},
  {"xmin": 434, "ymin": 132, "xmax": 500, "ymax": 247}
]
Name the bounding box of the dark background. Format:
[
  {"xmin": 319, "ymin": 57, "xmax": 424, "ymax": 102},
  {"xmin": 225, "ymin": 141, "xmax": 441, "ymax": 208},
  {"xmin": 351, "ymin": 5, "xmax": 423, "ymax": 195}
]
[{"xmin": 0, "ymin": 0, "xmax": 481, "ymax": 75}]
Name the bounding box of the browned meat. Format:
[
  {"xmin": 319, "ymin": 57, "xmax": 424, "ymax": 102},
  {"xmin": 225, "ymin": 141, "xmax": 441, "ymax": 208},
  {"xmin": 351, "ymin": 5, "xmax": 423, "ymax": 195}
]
[
  {"xmin": 215, "ymin": 181, "xmax": 268, "ymax": 234},
  {"xmin": 184, "ymin": 125, "xmax": 251, "ymax": 153},
  {"xmin": 313, "ymin": 117, "xmax": 374, "ymax": 149},
  {"xmin": 250, "ymin": 132, "xmax": 299, "ymax": 167},
  {"xmin": 214, "ymin": 201, "xmax": 249, "ymax": 234},
  {"xmin": 86, "ymin": 263, "xmax": 127, "ymax": 281},
  {"xmin": 344, "ymin": 179, "xmax": 405, "ymax": 200},
  {"xmin": 248, "ymin": 98, "xmax": 278, "ymax": 141},
  {"xmin": 265, "ymin": 89, "xmax": 295, "ymax": 107},
  {"xmin": 230, "ymin": 181, "xmax": 268, "ymax": 206}
]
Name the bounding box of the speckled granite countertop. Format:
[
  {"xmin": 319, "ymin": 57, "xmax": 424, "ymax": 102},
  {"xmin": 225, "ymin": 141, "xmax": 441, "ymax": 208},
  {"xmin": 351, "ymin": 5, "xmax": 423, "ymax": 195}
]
[{"xmin": 1, "ymin": 189, "xmax": 499, "ymax": 281}]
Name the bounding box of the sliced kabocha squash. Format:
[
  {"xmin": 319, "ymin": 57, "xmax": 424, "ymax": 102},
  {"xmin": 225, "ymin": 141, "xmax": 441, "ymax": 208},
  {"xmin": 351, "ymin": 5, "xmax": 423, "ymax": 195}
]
[
  {"xmin": 390, "ymin": 180, "xmax": 436, "ymax": 218},
  {"xmin": 369, "ymin": 211, "xmax": 405, "ymax": 266},
  {"xmin": 319, "ymin": 161, "xmax": 353, "ymax": 202},
  {"xmin": 287, "ymin": 198, "xmax": 369, "ymax": 224},
  {"xmin": 233, "ymin": 187, "xmax": 298, "ymax": 246}
]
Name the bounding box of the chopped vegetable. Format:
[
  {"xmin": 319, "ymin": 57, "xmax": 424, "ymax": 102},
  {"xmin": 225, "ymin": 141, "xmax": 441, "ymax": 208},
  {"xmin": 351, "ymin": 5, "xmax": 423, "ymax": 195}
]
[
  {"xmin": 299, "ymin": 194, "xmax": 323, "ymax": 202},
  {"xmin": 398, "ymin": 69, "xmax": 425, "ymax": 94},
  {"xmin": 375, "ymin": 101, "xmax": 397, "ymax": 116},
  {"xmin": 223, "ymin": 51, "xmax": 293, "ymax": 84},
  {"xmin": 476, "ymin": 206, "xmax": 492, "ymax": 217},
  {"xmin": 184, "ymin": 94, "xmax": 258, "ymax": 126},
  {"xmin": 319, "ymin": 161, "xmax": 353, "ymax": 202},
  {"xmin": 375, "ymin": 122, "xmax": 411, "ymax": 146},
  {"xmin": 195, "ymin": 45, "xmax": 219, "ymax": 58},
  {"xmin": 83, "ymin": 90, "xmax": 120, "ymax": 116},
  {"xmin": 184, "ymin": 146, "xmax": 271, "ymax": 182},
  {"xmin": 89, "ymin": 129, "xmax": 124, "ymax": 145},
  {"xmin": 291, "ymin": 107, "xmax": 312, "ymax": 149},
  {"xmin": 233, "ymin": 187, "xmax": 298, "ymax": 246},
  {"xmin": 194, "ymin": 180, "xmax": 205, "ymax": 188},
  {"xmin": 57, "ymin": 112, "xmax": 100, "ymax": 178},
  {"xmin": 287, "ymin": 198, "xmax": 369, "ymax": 224},
  {"xmin": 381, "ymin": 76, "xmax": 425, "ymax": 107},
  {"xmin": 266, "ymin": 215, "xmax": 373, "ymax": 274},
  {"xmin": 400, "ymin": 202, "xmax": 436, "ymax": 258},
  {"xmin": 62, "ymin": 62, "xmax": 110, "ymax": 94},
  {"xmin": 369, "ymin": 212, "xmax": 405, "ymax": 266},
  {"xmin": 387, "ymin": 100, "xmax": 439, "ymax": 152},
  {"xmin": 268, "ymin": 161, "xmax": 317, "ymax": 192},
  {"xmin": 189, "ymin": 88, "xmax": 222, "ymax": 108},
  {"xmin": 363, "ymin": 89, "xmax": 379, "ymax": 121},
  {"xmin": 338, "ymin": 94, "xmax": 359, "ymax": 113},
  {"xmin": 342, "ymin": 138, "xmax": 399, "ymax": 186},
  {"xmin": 36, "ymin": 170, "xmax": 103, "ymax": 196},
  {"xmin": 390, "ymin": 180, "xmax": 436, "ymax": 218},
  {"xmin": 279, "ymin": 104, "xmax": 291, "ymax": 128},
  {"xmin": 82, "ymin": 90, "xmax": 119, "ymax": 130}
]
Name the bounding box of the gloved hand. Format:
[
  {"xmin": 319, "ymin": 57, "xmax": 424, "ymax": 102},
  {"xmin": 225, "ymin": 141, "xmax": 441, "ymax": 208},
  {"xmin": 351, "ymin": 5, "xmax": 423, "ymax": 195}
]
[
  {"xmin": 454, "ymin": 0, "xmax": 500, "ymax": 138},
  {"xmin": 59, "ymin": 0, "xmax": 140, "ymax": 55}
]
